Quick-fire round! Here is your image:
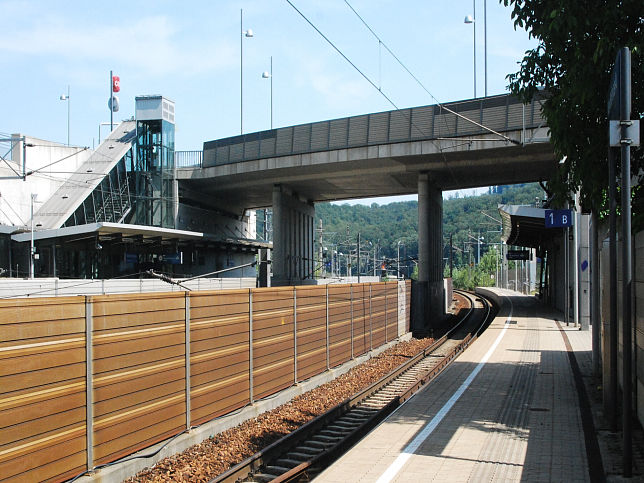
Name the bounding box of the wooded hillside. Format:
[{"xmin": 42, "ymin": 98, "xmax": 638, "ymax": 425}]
[{"xmin": 314, "ymin": 183, "xmax": 545, "ymax": 277}]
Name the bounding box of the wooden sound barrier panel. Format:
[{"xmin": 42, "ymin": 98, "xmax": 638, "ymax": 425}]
[{"xmin": 0, "ymin": 296, "xmax": 87, "ymax": 483}]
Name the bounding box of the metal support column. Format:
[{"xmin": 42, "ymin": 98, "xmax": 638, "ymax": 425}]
[
  {"xmin": 249, "ymin": 290, "xmax": 254, "ymax": 403},
  {"xmin": 85, "ymin": 297, "xmax": 94, "ymax": 472},
  {"xmin": 184, "ymin": 293, "xmax": 191, "ymax": 430},
  {"xmin": 591, "ymin": 211, "xmax": 600, "ymax": 375},
  {"xmin": 293, "ymin": 288, "xmax": 298, "ymax": 384}
]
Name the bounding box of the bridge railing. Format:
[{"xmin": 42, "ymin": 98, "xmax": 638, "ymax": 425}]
[
  {"xmin": 203, "ymin": 93, "xmax": 546, "ymax": 168},
  {"xmin": 175, "ymin": 150, "xmax": 203, "ymax": 168}
]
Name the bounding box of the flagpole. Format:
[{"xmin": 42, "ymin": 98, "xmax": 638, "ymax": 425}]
[{"xmin": 110, "ymin": 70, "xmax": 113, "ymax": 131}]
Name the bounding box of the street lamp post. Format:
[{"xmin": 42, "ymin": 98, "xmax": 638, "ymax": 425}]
[
  {"xmin": 240, "ymin": 9, "xmax": 254, "ymax": 135},
  {"xmin": 262, "ymin": 56, "xmax": 273, "ymax": 129},
  {"xmin": 59, "ymin": 85, "xmax": 70, "ymax": 146},
  {"xmin": 464, "ymin": 0, "xmax": 488, "ymax": 97},
  {"xmin": 464, "ymin": 2, "xmax": 476, "ymax": 98},
  {"xmin": 484, "ymin": 0, "xmax": 487, "ymax": 96}
]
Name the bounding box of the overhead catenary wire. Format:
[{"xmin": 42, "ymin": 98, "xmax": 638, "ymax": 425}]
[
  {"xmin": 285, "ymin": 0, "xmax": 462, "ymax": 186},
  {"xmin": 342, "ymin": 0, "xmax": 519, "ymax": 146},
  {"xmin": 0, "ymin": 270, "xmax": 149, "ymax": 299}
]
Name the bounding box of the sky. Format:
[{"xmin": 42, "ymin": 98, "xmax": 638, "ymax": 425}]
[{"xmin": 0, "ymin": 0, "xmax": 537, "ymax": 203}]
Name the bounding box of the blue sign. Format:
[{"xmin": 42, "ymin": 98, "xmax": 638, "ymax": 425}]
[
  {"xmin": 163, "ymin": 253, "xmax": 183, "ymax": 264},
  {"xmin": 125, "ymin": 252, "xmax": 138, "ymax": 264},
  {"xmin": 545, "ymin": 209, "xmax": 573, "ymax": 228}
]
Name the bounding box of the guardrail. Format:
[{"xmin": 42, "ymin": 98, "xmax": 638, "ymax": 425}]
[
  {"xmin": 175, "ymin": 150, "xmax": 203, "ymax": 168},
  {"xmin": 203, "ymin": 93, "xmax": 546, "ymax": 168}
]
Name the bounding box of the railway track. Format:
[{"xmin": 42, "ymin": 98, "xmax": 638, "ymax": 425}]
[{"xmin": 212, "ymin": 291, "xmax": 494, "ymax": 483}]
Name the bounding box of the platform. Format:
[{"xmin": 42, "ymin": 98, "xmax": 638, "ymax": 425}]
[{"xmin": 317, "ymin": 288, "xmax": 599, "ymax": 482}]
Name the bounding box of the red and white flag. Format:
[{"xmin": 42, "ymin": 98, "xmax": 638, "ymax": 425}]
[{"xmin": 112, "ymin": 75, "xmax": 120, "ymax": 92}]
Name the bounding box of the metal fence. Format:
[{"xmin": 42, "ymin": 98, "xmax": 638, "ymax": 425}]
[
  {"xmin": 0, "ymin": 281, "xmax": 410, "ymax": 482},
  {"xmin": 0, "ymin": 277, "xmax": 257, "ymax": 298},
  {"xmin": 175, "ymin": 150, "xmax": 203, "ymax": 168},
  {"xmin": 203, "ymin": 93, "xmax": 546, "ymax": 168}
]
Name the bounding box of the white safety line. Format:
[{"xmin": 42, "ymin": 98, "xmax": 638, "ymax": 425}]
[{"xmin": 375, "ymin": 294, "xmax": 514, "ymax": 483}]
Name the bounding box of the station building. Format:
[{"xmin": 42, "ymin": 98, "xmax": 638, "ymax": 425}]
[{"xmin": 0, "ymin": 96, "xmax": 268, "ymax": 281}]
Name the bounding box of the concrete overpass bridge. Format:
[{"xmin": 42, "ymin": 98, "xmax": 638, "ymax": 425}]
[{"xmin": 177, "ymin": 92, "xmax": 554, "ymax": 327}]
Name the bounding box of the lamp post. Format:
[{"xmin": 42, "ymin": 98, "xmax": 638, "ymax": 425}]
[
  {"xmin": 262, "ymin": 56, "xmax": 273, "ymax": 129},
  {"xmin": 464, "ymin": 3, "xmax": 476, "ymax": 98},
  {"xmin": 464, "ymin": 0, "xmax": 487, "ymax": 97},
  {"xmin": 240, "ymin": 9, "xmax": 254, "ymax": 135},
  {"xmin": 59, "ymin": 85, "xmax": 70, "ymax": 146},
  {"xmin": 484, "ymin": 0, "xmax": 487, "ymax": 96}
]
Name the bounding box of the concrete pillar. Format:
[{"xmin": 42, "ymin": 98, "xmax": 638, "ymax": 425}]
[
  {"xmin": 272, "ymin": 185, "xmax": 285, "ymax": 284},
  {"xmin": 413, "ymin": 173, "xmax": 444, "ymax": 334},
  {"xmin": 272, "ymin": 185, "xmax": 315, "ymax": 286}
]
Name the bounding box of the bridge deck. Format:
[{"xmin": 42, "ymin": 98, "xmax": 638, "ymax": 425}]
[
  {"xmin": 317, "ymin": 289, "xmax": 601, "ymax": 482},
  {"xmin": 178, "ymin": 94, "xmax": 554, "ymax": 212}
]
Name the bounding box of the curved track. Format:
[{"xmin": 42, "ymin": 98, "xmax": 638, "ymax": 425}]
[{"xmin": 212, "ymin": 291, "xmax": 495, "ymax": 483}]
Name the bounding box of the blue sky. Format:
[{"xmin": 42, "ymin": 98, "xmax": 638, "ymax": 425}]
[{"xmin": 0, "ymin": 0, "xmax": 537, "ymax": 201}]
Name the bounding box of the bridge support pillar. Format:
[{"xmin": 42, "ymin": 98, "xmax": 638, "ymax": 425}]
[
  {"xmin": 413, "ymin": 173, "xmax": 444, "ymax": 335},
  {"xmin": 272, "ymin": 185, "xmax": 315, "ymax": 286}
]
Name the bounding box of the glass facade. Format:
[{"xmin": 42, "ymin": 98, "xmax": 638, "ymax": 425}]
[
  {"xmin": 133, "ymin": 119, "xmax": 176, "ymax": 228},
  {"xmin": 62, "ymin": 154, "xmax": 132, "ymax": 227}
]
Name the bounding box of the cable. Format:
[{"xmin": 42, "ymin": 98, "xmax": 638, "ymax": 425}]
[
  {"xmin": 284, "ymin": 1, "xmax": 460, "ymax": 187},
  {"xmin": 285, "ymin": 0, "xmax": 402, "ymax": 113},
  {"xmin": 25, "ymin": 147, "xmax": 90, "ymax": 176},
  {"xmin": 0, "ymin": 271, "xmax": 147, "ymax": 299},
  {"xmin": 342, "ymin": 0, "xmax": 518, "ymax": 145}
]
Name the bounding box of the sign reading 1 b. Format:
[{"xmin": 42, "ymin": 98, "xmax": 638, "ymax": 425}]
[{"xmin": 545, "ymin": 209, "xmax": 573, "ymax": 228}]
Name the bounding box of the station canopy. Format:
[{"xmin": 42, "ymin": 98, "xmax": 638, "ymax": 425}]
[{"xmin": 498, "ymin": 204, "xmax": 562, "ymax": 249}]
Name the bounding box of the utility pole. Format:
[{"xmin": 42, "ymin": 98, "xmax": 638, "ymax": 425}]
[
  {"xmin": 357, "ymin": 233, "xmax": 361, "ymax": 283},
  {"xmin": 449, "ymin": 234, "xmax": 453, "ymax": 278},
  {"xmin": 318, "ymin": 219, "xmax": 324, "ymax": 278}
]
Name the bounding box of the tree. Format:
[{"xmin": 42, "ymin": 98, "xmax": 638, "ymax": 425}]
[{"xmin": 502, "ymin": 0, "xmax": 643, "ymax": 226}]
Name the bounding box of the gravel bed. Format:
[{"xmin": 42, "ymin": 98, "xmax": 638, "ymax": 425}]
[{"xmin": 127, "ymin": 295, "xmax": 466, "ymax": 482}]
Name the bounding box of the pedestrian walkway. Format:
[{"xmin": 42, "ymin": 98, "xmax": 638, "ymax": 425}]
[{"xmin": 317, "ymin": 288, "xmax": 599, "ymax": 482}]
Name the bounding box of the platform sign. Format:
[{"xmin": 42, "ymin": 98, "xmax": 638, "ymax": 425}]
[
  {"xmin": 506, "ymin": 250, "xmax": 530, "ymax": 260},
  {"xmin": 545, "ymin": 209, "xmax": 573, "ymax": 228},
  {"xmin": 162, "ymin": 253, "xmax": 183, "ymax": 264}
]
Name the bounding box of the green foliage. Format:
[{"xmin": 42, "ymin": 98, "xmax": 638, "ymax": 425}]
[
  {"xmin": 502, "ymin": 0, "xmax": 643, "ymax": 227},
  {"xmin": 315, "ymin": 183, "xmax": 544, "ymax": 275}
]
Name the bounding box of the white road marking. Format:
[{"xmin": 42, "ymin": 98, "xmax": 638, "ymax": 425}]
[{"xmin": 375, "ymin": 294, "xmax": 514, "ymax": 483}]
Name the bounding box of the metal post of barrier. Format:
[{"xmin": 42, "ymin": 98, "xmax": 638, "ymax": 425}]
[
  {"xmin": 293, "ymin": 287, "xmax": 298, "ymax": 384},
  {"xmin": 249, "ymin": 290, "xmax": 254, "ymax": 403},
  {"xmin": 350, "ymin": 285, "xmax": 354, "ymax": 359},
  {"xmin": 384, "ymin": 283, "xmax": 388, "ymax": 343},
  {"xmin": 369, "ymin": 284, "xmax": 373, "ymax": 351},
  {"xmin": 325, "ymin": 284, "xmax": 330, "ymax": 369},
  {"xmin": 85, "ymin": 297, "xmax": 94, "ymax": 472},
  {"xmin": 184, "ymin": 293, "xmax": 191, "ymax": 430}
]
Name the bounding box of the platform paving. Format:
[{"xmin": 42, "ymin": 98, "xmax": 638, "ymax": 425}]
[{"xmin": 317, "ymin": 289, "xmax": 601, "ymax": 482}]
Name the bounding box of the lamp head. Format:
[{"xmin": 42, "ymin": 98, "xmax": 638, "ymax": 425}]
[
  {"xmin": 262, "ymin": 71, "xmax": 270, "ymax": 79},
  {"xmin": 464, "ymin": 15, "xmax": 474, "ymax": 23},
  {"xmin": 244, "ymin": 29, "xmax": 254, "ymax": 37}
]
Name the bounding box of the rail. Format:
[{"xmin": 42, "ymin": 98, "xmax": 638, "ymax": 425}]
[
  {"xmin": 213, "ymin": 290, "xmax": 494, "ymax": 482},
  {"xmin": 202, "ymin": 93, "xmax": 547, "ymax": 168}
]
